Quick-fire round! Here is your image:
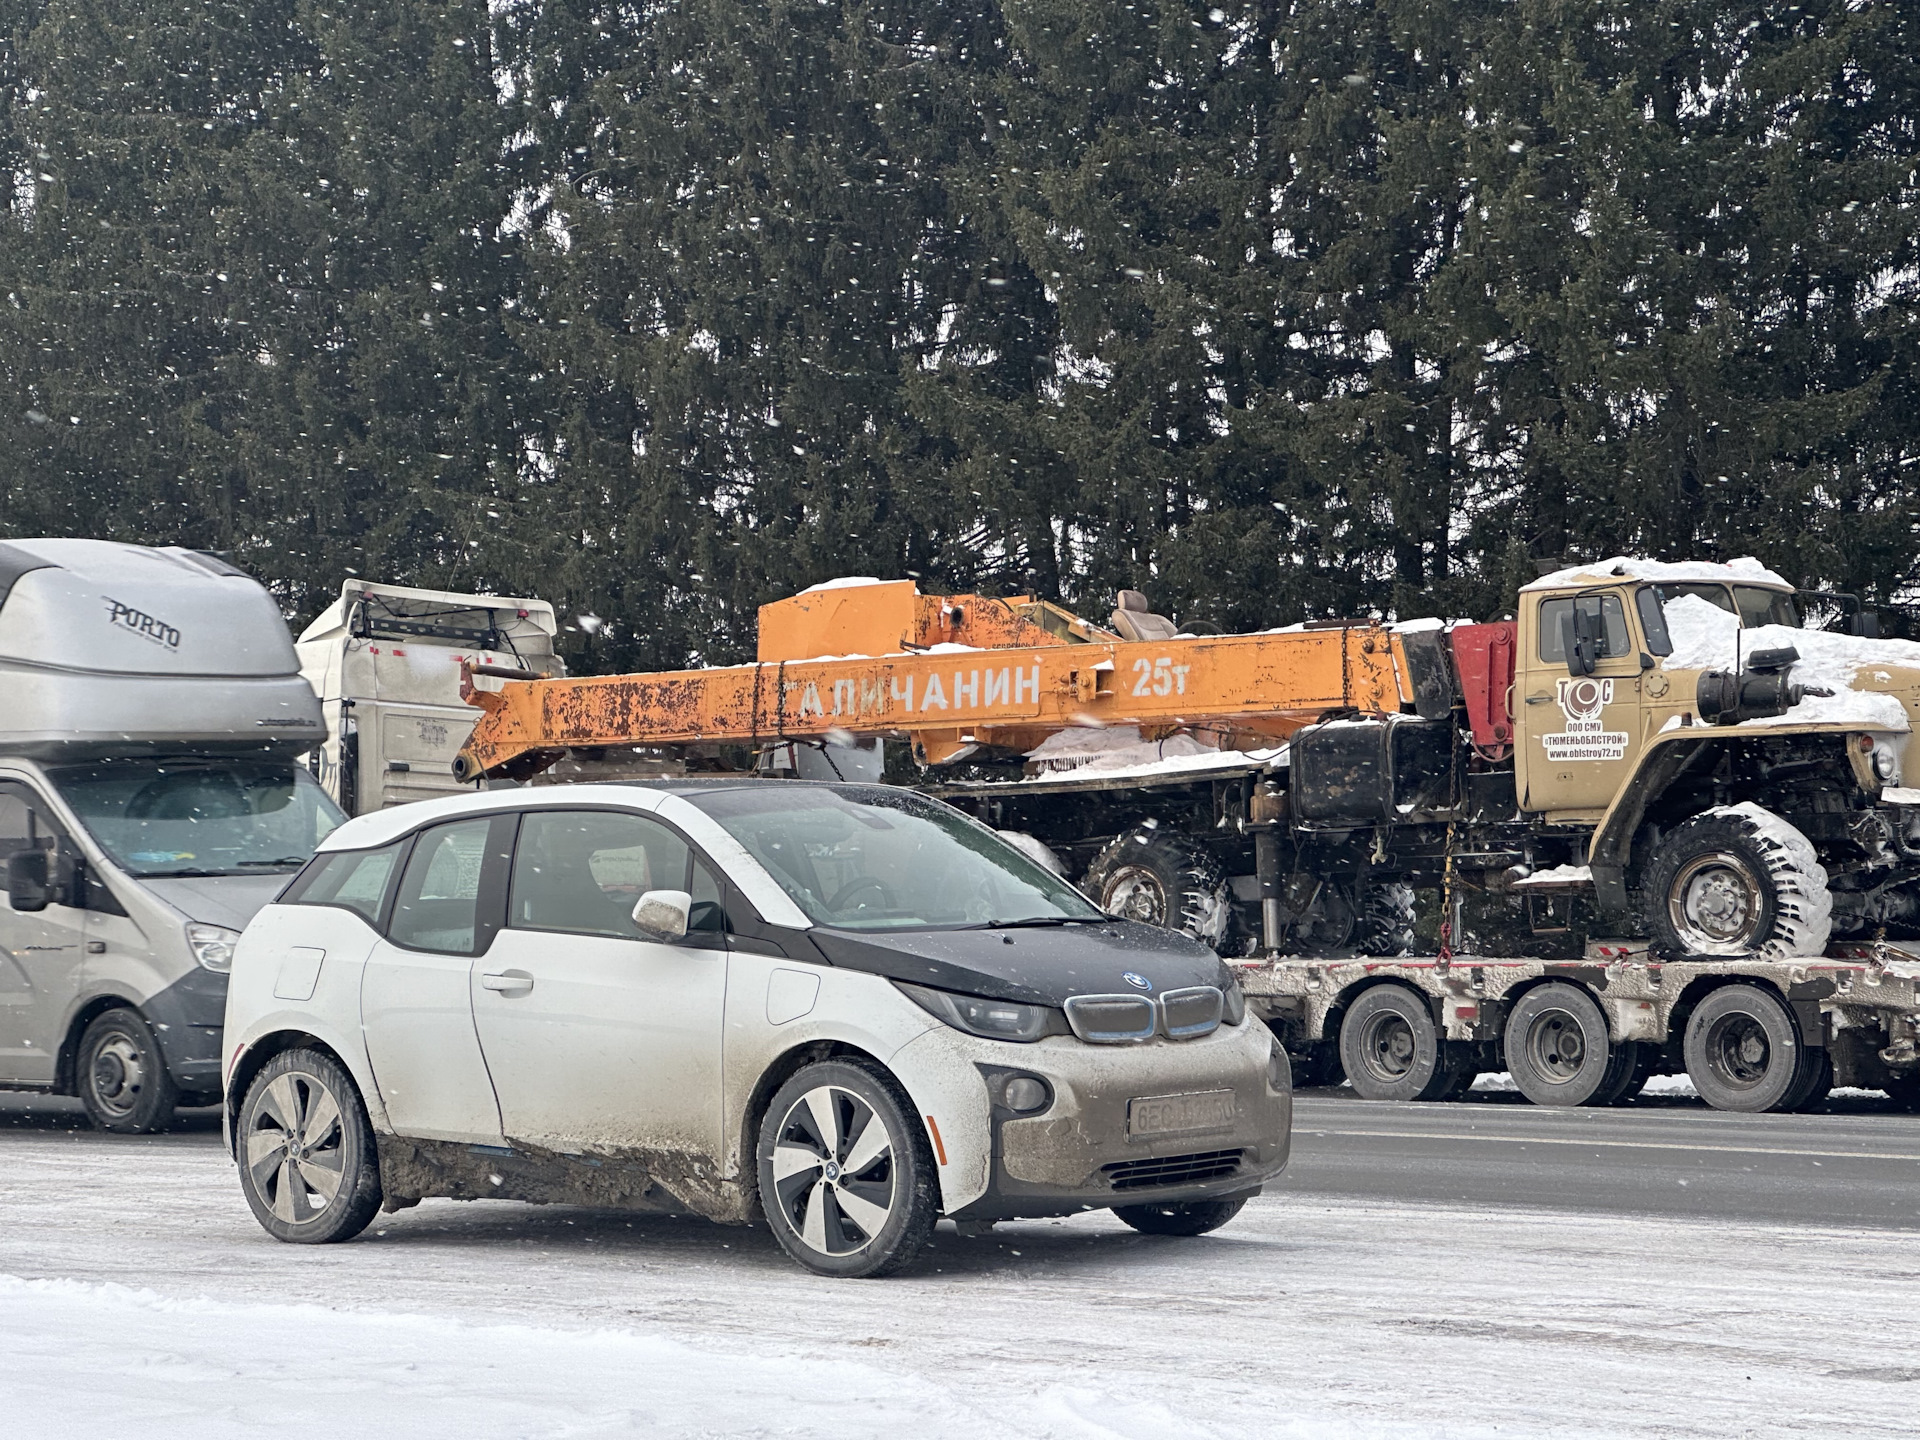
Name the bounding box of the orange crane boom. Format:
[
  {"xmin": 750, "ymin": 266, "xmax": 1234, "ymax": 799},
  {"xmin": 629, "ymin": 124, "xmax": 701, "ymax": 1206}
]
[{"xmin": 454, "ymin": 580, "xmax": 1417, "ymax": 779}]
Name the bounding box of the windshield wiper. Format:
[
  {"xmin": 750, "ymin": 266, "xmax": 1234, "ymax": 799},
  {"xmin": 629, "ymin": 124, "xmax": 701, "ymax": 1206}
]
[
  {"xmin": 236, "ymin": 857, "xmax": 309, "ymax": 867},
  {"xmin": 138, "ymin": 868, "xmax": 240, "ymax": 878},
  {"xmin": 960, "ymin": 915, "xmax": 1102, "ymax": 930}
]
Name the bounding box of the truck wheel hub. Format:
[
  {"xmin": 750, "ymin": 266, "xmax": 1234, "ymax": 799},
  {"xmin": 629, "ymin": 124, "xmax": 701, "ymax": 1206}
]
[{"xmin": 1670, "ymin": 854, "xmax": 1762, "ymax": 948}]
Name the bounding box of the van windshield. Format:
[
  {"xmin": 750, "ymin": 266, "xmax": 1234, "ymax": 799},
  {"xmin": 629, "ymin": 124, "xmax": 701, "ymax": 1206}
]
[
  {"xmin": 46, "ymin": 760, "xmax": 345, "ymax": 877},
  {"xmin": 687, "ymin": 784, "xmax": 1104, "ymax": 931}
]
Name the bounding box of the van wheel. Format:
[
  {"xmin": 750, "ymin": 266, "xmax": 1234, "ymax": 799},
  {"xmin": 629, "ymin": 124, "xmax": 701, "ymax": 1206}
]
[
  {"xmin": 1114, "ymin": 1195, "xmax": 1248, "ymax": 1237},
  {"xmin": 1644, "ymin": 806, "xmax": 1831, "ymax": 960},
  {"xmin": 1503, "ymin": 983, "xmax": 1618, "ymax": 1107},
  {"xmin": 76, "ymin": 1008, "xmax": 178, "ymax": 1134},
  {"xmin": 237, "ymin": 1049, "xmax": 383, "ymax": 1243},
  {"xmin": 1683, "ymin": 985, "xmax": 1804, "ymax": 1112},
  {"xmin": 757, "ymin": 1059, "xmax": 938, "ymax": 1278},
  {"xmin": 1338, "ymin": 985, "xmax": 1465, "ymax": 1101},
  {"xmin": 1085, "ymin": 827, "xmax": 1230, "ymax": 947}
]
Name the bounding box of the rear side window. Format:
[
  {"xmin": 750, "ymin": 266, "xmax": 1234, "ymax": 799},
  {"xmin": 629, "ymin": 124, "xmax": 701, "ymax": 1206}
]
[
  {"xmin": 388, "ymin": 816, "xmax": 514, "ymax": 955},
  {"xmin": 510, "ymin": 809, "xmax": 692, "ymax": 940},
  {"xmin": 282, "ymin": 841, "xmax": 404, "ymax": 925},
  {"xmin": 1537, "ymin": 594, "xmax": 1630, "ymax": 664}
]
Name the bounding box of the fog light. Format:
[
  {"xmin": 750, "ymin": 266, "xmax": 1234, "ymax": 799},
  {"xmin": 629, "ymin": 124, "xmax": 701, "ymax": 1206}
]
[
  {"xmin": 1267, "ymin": 1049, "xmax": 1291, "ymax": 1094},
  {"xmin": 1002, "ymin": 1076, "xmax": 1051, "ymax": 1113}
]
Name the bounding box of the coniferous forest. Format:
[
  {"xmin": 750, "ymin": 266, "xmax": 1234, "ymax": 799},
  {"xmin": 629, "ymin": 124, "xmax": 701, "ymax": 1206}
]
[{"xmin": 2, "ymin": 1, "xmax": 1915, "ymax": 670}]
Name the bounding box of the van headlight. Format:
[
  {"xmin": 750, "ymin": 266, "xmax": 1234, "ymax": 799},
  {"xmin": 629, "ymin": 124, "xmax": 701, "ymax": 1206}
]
[
  {"xmin": 186, "ymin": 924, "xmax": 242, "ymax": 973},
  {"xmin": 894, "ymin": 982, "xmax": 1069, "ymax": 1043}
]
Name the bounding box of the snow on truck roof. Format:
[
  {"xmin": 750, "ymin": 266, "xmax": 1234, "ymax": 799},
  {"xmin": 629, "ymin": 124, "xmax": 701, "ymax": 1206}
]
[{"xmin": 1520, "ymin": 556, "xmax": 1790, "ymax": 592}]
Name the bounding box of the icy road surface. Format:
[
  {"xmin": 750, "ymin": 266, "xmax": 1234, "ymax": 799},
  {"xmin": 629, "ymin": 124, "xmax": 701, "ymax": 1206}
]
[{"xmin": 3, "ymin": 1096, "xmax": 1918, "ymax": 1439}]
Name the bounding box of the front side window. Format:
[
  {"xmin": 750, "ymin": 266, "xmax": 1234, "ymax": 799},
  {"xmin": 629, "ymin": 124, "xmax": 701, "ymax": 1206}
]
[
  {"xmin": 688, "ymin": 784, "xmax": 1103, "ymax": 932},
  {"xmin": 45, "ymin": 760, "xmax": 344, "ymax": 878},
  {"xmin": 1734, "ymin": 586, "xmax": 1799, "ymax": 628},
  {"xmin": 283, "ymin": 842, "xmax": 405, "ymax": 925},
  {"xmin": 1537, "ymin": 594, "xmax": 1631, "ymax": 665},
  {"xmin": 509, "ymin": 809, "xmax": 693, "ymax": 940},
  {"xmin": 388, "ymin": 817, "xmax": 509, "ymax": 955}
]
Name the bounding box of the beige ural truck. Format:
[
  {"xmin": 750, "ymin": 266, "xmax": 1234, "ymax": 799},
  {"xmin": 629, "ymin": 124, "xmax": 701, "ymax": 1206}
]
[
  {"xmin": 296, "ymin": 581, "xmax": 563, "ymax": 817},
  {"xmin": 1240, "ymin": 556, "xmax": 1920, "ymax": 1114}
]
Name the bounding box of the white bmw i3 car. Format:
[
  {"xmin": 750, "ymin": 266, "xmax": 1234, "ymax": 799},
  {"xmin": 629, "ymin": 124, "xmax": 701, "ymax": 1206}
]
[{"xmin": 222, "ymin": 781, "xmax": 1291, "ymax": 1277}]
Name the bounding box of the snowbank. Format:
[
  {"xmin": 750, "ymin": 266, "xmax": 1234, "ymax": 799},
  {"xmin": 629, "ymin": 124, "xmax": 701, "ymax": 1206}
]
[
  {"xmin": 1024, "ymin": 726, "xmax": 1285, "ymax": 781},
  {"xmin": 798, "ymin": 576, "xmax": 887, "ymax": 594},
  {"xmin": 1662, "ymin": 595, "xmax": 1912, "ymax": 731}
]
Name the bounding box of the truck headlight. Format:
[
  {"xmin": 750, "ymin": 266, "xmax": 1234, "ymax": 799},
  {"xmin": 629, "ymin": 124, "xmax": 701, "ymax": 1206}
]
[
  {"xmin": 187, "ymin": 923, "xmax": 242, "ymax": 973},
  {"xmin": 894, "ymin": 982, "xmax": 1069, "ymax": 1043},
  {"xmin": 1874, "ymin": 746, "xmax": 1899, "ymax": 782}
]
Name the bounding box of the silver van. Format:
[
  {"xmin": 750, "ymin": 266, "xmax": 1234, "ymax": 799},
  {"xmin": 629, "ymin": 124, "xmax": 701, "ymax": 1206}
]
[{"xmin": 0, "ymin": 540, "xmax": 344, "ymax": 1130}]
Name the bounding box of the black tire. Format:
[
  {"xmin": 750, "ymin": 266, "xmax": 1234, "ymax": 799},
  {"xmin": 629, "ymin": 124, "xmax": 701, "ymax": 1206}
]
[
  {"xmin": 76, "ymin": 1007, "xmax": 178, "ymax": 1134},
  {"xmin": 1884, "ymin": 1074, "xmax": 1920, "ymax": 1112},
  {"xmin": 1782, "ymin": 1048, "xmax": 1833, "ymax": 1113},
  {"xmin": 1503, "ymin": 983, "xmax": 1617, "ymax": 1107},
  {"xmin": 1338, "ymin": 985, "xmax": 1462, "ymax": 1101},
  {"xmin": 1084, "ymin": 825, "xmax": 1230, "ymax": 947},
  {"xmin": 1682, "ymin": 985, "xmax": 1806, "ymax": 1113},
  {"xmin": 1595, "ymin": 1041, "xmax": 1647, "ymax": 1105},
  {"xmin": 236, "ymin": 1049, "xmax": 383, "ymax": 1244},
  {"xmin": 1643, "ymin": 806, "xmax": 1831, "ymax": 961},
  {"xmin": 1289, "ymin": 1042, "xmax": 1345, "ymax": 1091},
  {"xmin": 1355, "ymin": 882, "xmax": 1418, "ymax": 957},
  {"xmin": 1113, "ymin": 1195, "xmax": 1248, "ymax": 1237},
  {"xmin": 757, "ymin": 1058, "xmax": 938, "ymax": 1279}
]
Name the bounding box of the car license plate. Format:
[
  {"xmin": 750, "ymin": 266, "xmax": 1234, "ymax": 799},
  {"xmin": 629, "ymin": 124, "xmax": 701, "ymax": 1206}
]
[{"xmin": 1127, "ymin": 1090, "xmax": 1236, "ymax": 1138}]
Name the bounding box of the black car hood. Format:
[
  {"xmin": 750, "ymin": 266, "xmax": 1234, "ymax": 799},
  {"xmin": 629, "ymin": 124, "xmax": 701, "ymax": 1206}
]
[{"xmin": 806, "ymin": 921, "xmax": 1232, "ymax": 1006}]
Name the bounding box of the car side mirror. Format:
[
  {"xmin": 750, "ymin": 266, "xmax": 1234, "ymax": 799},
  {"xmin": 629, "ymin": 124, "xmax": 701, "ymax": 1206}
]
[
  {"xmin": 631, "ymin": 889, "xmax": 691, "ymax": 941},
  {"xmin": 6, "ymin": 850, "xmax": 51, "ymax": 913}
]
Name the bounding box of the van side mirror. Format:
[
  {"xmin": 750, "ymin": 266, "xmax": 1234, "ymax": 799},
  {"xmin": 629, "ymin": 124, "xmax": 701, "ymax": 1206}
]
[
  {"xmin": 6, "ymin": 850, "xmax": 51, "ymax": 913},
  {"xmin": 631, "ymin": 889, "xmax": 691, "ymax": 940},
  {"xmin": 1563, "ymin": 606, "xmax": 1599, "ymax": 677}
]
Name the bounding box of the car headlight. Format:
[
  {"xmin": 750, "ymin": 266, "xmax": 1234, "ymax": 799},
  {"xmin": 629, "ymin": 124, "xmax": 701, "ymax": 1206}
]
[
  {"xmin": 186, "ymin": 923, "xmax": 242, "ymax": 974},
  {"xmin": 1221, "ymin": 979, "xmax": 1248, "ymax": 1026},
  {"xmin": 894, "ymin": 981, "xmax": 1069, "ymax": 1043}
]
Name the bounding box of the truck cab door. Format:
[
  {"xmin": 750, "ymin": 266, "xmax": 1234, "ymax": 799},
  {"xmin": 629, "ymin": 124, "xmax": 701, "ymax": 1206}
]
[{"xmin": 1515, "ymin": 589, "xmax": 1648, "ymax": 817}]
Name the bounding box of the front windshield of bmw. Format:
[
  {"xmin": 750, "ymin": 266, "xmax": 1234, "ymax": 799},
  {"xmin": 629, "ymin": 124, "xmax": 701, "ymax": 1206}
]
[
  {"xmin": 47, "ymin": 760, "xmax": 346, "ymax": 878},
  {"xmin": 687, "ymin": 784, "xmax": 1104, "ymax": 931}
]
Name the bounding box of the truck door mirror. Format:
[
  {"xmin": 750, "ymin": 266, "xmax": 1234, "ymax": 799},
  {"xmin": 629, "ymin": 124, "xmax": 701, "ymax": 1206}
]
[
  {"xmin": 6, "ymin": 850, "xmax": 51, "ymax": 912},
  {"xmin": 1852, "ymin": 610, "xmax": 1882, "ymax": 639},
  {"xmin": 631, "ymin": 889, "xmax": 691, "ymax": 941},
  {"xmin": 1563, "ymin": 606, "xmax": 1599, "ymax": 677}
]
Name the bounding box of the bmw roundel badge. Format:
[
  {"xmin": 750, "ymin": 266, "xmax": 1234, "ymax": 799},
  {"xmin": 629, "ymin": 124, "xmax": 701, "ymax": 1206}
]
[{"xmin": 1122, "ymin": 972, "xmax": 1153, "ymax": 992}]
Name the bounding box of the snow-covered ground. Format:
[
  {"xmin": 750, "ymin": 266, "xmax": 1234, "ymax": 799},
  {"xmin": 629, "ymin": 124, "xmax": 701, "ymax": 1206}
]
[{"xmin": 2, "ymin": 1126, "xmax": 1912, "ymax": 1438}]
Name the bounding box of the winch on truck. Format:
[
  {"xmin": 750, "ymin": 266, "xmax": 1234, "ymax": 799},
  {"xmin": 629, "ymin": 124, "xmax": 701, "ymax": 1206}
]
[{"xmin": 450, "ymin": 562, "xmax": 1920, "ymax": 1112}]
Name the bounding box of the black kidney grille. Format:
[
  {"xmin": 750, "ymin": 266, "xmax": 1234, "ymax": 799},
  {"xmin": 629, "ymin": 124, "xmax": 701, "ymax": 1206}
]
[
  {"xmin": 1102, "ymin": 1148, "xmax": 1244, "ymax": 1192},
  {"xmin": 1158, "ymin": 985, "xmax": 1224, "ymax": 1039}
]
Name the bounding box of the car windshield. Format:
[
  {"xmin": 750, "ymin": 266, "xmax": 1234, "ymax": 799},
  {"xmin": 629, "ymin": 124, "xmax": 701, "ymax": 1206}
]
[
  {"xmin": 46, "ymin": 760, "xmax": 346, "ymax": 877},
  {"xmin": 686, "ymin": 784, "xmax": 1104, "ymax": 931}
]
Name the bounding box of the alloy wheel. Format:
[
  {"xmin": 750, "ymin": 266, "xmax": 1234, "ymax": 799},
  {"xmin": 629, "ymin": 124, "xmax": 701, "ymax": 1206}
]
[
  {"xmin": 245, "ymin": 1071, "xmax": 348, "ymax": 1225},
  {"xmin": 768, "ymin": 1085, "xmax": 898, "ymax": 1257}
]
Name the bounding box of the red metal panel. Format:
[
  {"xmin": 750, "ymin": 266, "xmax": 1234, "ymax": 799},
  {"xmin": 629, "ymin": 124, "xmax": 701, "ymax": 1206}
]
[{"xmin": 1449, "ymin": 622, "xmax": 1516, "ymax": 752}]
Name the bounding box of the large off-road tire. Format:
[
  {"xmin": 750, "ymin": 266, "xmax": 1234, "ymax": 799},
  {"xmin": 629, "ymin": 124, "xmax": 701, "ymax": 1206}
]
[
  {"xmin": 76, "ymin": 1007, "xmax": 179, "ymax": 1134},
  {"xmin": 1354, "ymin": 882, "xmax": 1418, "ymax": 957},
  {"xmin": 236, "ymin": 1049, "xmax": 383, "ymax": 1243},
  {"xmin": 1084, "ymin": 825, "xmax": 1230, "ymax": 947},
  {"xmin": 1682, "ymin": 984, "xmax": 1807, "ymax": 1113},
  {"xmin": 1338, "ymin": 985, "xmax": 1468, "ymax": 1102},
  {"xmin": 757, "ymin": 1059, "xmax": 939, "ymax": 1279},
  {"xmin": 1643, "ymin": 804, "xmax": 1831, "ymax": 961},
  {"xmin": 1502, "ymin": 983, "xmax": 1619, "ymax": 1107},
  {"xmin": 1113, "ymin": 1195, "xmax": 1249, "ymax": 1237}
]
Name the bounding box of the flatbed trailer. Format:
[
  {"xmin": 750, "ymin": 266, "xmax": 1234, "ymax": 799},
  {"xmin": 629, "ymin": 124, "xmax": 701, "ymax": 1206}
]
[{"xmin": 1234, "ymin": 940, "xmax": 1920, "ymax": 1113}]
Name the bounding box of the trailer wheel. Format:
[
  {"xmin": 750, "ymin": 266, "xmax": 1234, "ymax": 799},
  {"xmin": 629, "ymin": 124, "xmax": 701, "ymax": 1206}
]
[
  {"xmin": 1503, "ymin": 983, "xmax": 1618, "ymax": 1107},
  {"xmin": 1085, "ymin": 827, "xmax": 1230, "ymax": 947},
  {"xmin": 1782, "ymin": 1048, "xmax": 1833, "ymax": 1113},
  {"xmin": 1682, "ymin": 984, "xmax": 1805, "ymax": 1112},
  {"xmin": 1598, "ymin": 1042, "xmax": 1653, "ymax": 1105},
  {"xmin": 1643, "ymin": 806, "xmax": 1831, "ymax": 961},
  {"xmin": 1354, "ymin": 882, "xmax": 1418, "ymax": 957},
  {"xmin": 1884, "ymin": 1074, "xmax": 1920, "ymax": 1112},
  {"xmin": 1338, "ymin": 986, "xmax": 1463, "ymax": 1102}
]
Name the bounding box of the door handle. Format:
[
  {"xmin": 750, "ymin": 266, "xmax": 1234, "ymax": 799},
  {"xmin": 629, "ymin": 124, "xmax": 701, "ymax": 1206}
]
[
  {"xmin": 1525, "ymin": 694, "xmax": 1552, "ymax": 704},
  {"xmin": 480, "ymin": 970, "xmax": 534, "ymax": 995}
]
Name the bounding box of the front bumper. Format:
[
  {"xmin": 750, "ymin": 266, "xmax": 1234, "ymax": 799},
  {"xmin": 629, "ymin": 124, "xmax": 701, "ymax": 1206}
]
[
  {"xmin": 897, "ymin": 1015, "xmax": 1291, "ymax": 1222},
  {"xmin": 142, "ymin": 967, "xmax": 228, "ymax": 1100}
]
